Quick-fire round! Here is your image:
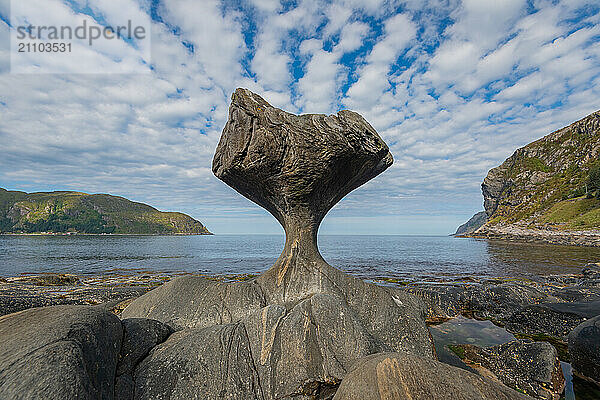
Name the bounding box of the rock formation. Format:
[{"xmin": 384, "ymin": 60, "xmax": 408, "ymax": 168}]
[
  {"xmin": 0, "ymin": 89, "xmax": 538, "ymax": 400},
  {"xmin": 0, "ymin": 305, "xmax": 123, "ymax": 399},
  {"xmin": 212, "ymin": 88, "xmax": 394, "ymax": 305},
  {"xmin": 120, "ymin": 88, "xmax": 438, "ymax": 398},
  {"xmin": 464, "ymin": 110, "xmax": 600, "ymax": 246},
  {"xmin": 454, "ymin": 211, "xmax": 487, "ymax": 236}
]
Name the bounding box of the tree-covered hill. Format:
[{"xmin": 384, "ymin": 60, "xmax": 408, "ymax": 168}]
[{"xmin": 0, "ymin": 188, "xmax": 212, "ymax": 235}]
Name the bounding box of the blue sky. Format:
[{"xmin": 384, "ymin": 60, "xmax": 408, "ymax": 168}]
[{"xmin": 0, "ymin": 0, "xmax": 599, "ymax": 235}]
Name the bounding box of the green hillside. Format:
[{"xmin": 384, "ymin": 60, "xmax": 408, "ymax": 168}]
[
  {"xmin": 480, "ymin": 110, "xmax": 600, "ymax": 231},
  {"xmin": 0, "ymin": 188, "xmax": 212, "ymax": 235}
]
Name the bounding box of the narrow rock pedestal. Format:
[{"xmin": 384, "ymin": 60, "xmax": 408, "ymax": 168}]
[{"xmin": 120, "ymin": 89, "xmax": 531, "ymax": 400}]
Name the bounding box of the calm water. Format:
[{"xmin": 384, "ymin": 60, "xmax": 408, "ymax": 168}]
[{"xmin": 1, "ymin": 234, "xmax": 599, "ymax": 279}]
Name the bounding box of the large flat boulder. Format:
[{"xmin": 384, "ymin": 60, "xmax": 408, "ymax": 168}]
[
  {"xmin": 0, "ymin": 305, "xmax": 123, "ymax": 399},
  {"xmin": 506, "ymin": 301, "xmax": 600, "ymax": 339},
  {"xmin": 332, "ymin": 353, "xmax": 534, "ymax": 400},
  {"xmin": 451, "ymin": 340, "xmax": 564, "ymax": 400}
]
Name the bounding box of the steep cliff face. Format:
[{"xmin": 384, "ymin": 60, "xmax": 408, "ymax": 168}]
[
  {"xmin": 479, "ymin": 110, "xmax": 600, "ymax": 232},
  {"xmin": 0, "ymin": 189, "xmax": 212, "ymax": 235}
]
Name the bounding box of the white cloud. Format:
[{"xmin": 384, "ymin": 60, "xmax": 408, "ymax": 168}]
[
  {"xmin": 0, "ymin": 0, "xmax": 599, "ymax": 235},
  {"xmin": 345, "ymin": 13, "xmax": 416, "ymax": 110}
]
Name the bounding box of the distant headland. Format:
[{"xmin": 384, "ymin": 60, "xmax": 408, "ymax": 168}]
[
  {"xmin": 0, "ymin": 188, "xmax": 212, "ymax": 235},
  {"xmin": 457, "ymin": 110, "xmax": 600, "ymax": 247}
]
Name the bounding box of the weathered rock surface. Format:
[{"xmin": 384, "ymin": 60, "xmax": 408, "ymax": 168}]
[
  {"xmin": 213, "ymin": 88, "xmax": 394, "ymax": 305},
  {"xmin": 332, "ymin": 352, "xmax": 534, "ymax": 400},
  {"xmin": 117, "ymin": 318, "xmax": 172, "ymax": 377},
  {"xmin": 120, "ymin": 276, "xmax": 266, "ymax": 330},
  {"xmin": 468, "ymin": 282, "xmax": 550, "ymax": 322},
  {"xmin": 505, "ymin": 301, "xmax": 600, "ymax": 339},
  {"xmin": 0, "ymin": 305, "xmax": 123, "ymax": 399},
  {"xmin": 120, "ymin": 89, "xmax": 435, "ymax": 398},
  {"xmin": 405, "ymin": 283, "xmax": 469, "ymax": 322},
  {"xmin": 568, "ymin": 315, "xmax": 600, "ymax": 385},
  {"xmin": 406, "ymin": 281, "xmax": 550, "ymax": 324},
  {"xmin": 133, "ymin": 323, "xmax": 263, "ymax": 400},
  {"xmin": 452, "ymin": 340, "xmax": 564, "ymax": 400}
]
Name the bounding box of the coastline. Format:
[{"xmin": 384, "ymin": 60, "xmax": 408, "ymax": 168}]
[
  {"xmin": 461, "ymin": 225, "xmax": 600, "ymax": 247},
  {"xmin": 0, "ymin": 232, "xmax": 214, "ymax": 236}
]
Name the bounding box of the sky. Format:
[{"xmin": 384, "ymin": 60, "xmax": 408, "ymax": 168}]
[{"xmin": 0, "ymin": 0, "xmax": 599, "ymax": 235}]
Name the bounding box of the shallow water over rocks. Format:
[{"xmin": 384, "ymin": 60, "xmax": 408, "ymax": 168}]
[{"xmin": 429, "ymin": 317, "xmax": 600, "ymax": 399}]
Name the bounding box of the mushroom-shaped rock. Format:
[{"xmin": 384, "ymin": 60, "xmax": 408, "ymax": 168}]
[
  {"xmin": 213, "ymin": 88, "xmax": 393, "ymax": 304},
  {"xmin": 120, "ymin": 90, "xmax": 435, "ymax": 399}
]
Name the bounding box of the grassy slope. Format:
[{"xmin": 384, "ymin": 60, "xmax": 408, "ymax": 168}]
[
  {"xmin": 485, "ymin": 110, "xmax": 600, "ymax": 231},
  {"xmin": 0, "ymin": 188, "xmax": 211, "ymax": 234},
  {"xmin": 541, "ymin": 197, "xmax": 600, "ymax": 230}
]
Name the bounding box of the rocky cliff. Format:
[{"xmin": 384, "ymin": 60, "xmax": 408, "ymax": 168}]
[
  {"xmin": 454, "ymin": 211, "xmax": 487, "ymax": 236},
  {"xmin": 471, "ymin": 110, "xmax": 600, "ymax": 245},
  {"xmin": 0, "ymin": 188, "xmax": 211, "ymax": 235}
]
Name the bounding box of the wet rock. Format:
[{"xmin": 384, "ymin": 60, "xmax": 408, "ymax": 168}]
[
  {"xmin": 117, "ymin": 318, "xmax": 173, "ymax": 377},
  {"xmin": 120, "ymin": 276, "xmax": 266, "ymax": 330},
  {"xmin": 9, "ymin": 273, "xmax": 80, "ymax": 286},
  {"xmin": 0, "ymin": 305, "xmax": 122, "ymax": 399},
  {"xmin": 405, "ymin": 284, "xmax": 468, "ymax": 322},
  {"xmin": 548, "ymin": 286, "xmax": 600, "ymax": 303},
  {"xmin": 406, "ymin": 281, "xmax": 549, "ymax": 324},
  {"xmin": 468, "ymin": 282, "xmax": 549, "ymax": 322},
  {"xmin": 133, "ymin": 323, "xmax": 263, "ymax": 400},
  {"xmin": 0, "ymin": 289, "xmax": 62, "ymax": 316},
  {"xmin": 568, "ymin": 315, "xmax": 600, "ymax": 385},
  {"xmin": 581, "ymin": 267, "xmax": 600, "ymax": 287},
  {"xmin": 115, "ymin": 374, "xmax": 135, "ymax": 400},
  {"xmin": 506, "ymin": 301, "xmax": 600, "ymax": 339},
  {"xmin": 0, "ymin": 283, "xmax": 149, "ymax": 317},
  {"xmin": 452, "ymin": 340, "xmax": 564, "ymax": 400},
  {"xmin": 332, "ymin": 352, "xmax": 533, "ymax": 400}
]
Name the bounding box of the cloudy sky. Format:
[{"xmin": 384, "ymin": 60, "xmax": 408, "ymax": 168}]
[{"xmin": 0, "ymin": 0, "xmax": 599, "ymax": 235}]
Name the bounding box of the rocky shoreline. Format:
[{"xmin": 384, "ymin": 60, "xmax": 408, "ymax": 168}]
[
  {"xmin": 1, "ymin": 265, "xmax": 599, "ymax": 399},
  {"xmin": 1, "ymin": 90, "xmax": 598, "ymax": 400},
  {"xmin": 461, "ymin": 225, "xmax": 600, "ymax": 247}
]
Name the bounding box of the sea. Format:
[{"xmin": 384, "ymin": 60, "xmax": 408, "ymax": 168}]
[
  {"xmin": 2, "ymin": 234, "xmax": 600, "ymax": 399},
  {"xmin": 1, "ymin": 234, "xmax": 599, "ymax": 279}
]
